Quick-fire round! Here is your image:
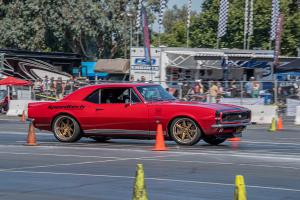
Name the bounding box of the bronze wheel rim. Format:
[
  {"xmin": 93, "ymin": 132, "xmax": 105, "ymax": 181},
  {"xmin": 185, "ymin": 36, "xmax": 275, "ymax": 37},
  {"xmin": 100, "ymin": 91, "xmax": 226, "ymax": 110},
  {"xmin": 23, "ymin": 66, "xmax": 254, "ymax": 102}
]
[
  {"xmin": 54, "ymin": 116, "xmax": 75, "ymax": 140},
  {"xmin": 173, "ymin": 118, "xmax": 198, "ymax": 144}
]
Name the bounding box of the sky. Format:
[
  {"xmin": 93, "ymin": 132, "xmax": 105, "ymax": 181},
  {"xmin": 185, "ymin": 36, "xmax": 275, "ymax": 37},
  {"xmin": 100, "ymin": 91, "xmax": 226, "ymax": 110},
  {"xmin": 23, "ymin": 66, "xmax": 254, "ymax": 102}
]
[
  {"xmin": 169, "ymin": 0, "xmax": 204, "ymax": 11},
  {"xmin": 153, "ymin": 0, "xmax": 204, "ymax": 32}
]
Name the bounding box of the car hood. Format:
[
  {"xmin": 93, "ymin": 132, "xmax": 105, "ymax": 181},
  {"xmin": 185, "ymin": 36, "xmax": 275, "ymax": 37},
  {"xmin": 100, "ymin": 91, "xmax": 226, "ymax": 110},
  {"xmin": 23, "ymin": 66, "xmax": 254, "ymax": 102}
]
[{"xmin": 152, "ymin": 101, "xmax": 248, "ymax": 112}]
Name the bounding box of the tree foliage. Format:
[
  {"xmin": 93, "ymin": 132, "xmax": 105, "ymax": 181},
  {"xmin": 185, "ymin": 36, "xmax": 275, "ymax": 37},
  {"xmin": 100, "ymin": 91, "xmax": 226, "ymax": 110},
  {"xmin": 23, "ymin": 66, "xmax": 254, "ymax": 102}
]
[
  {"xmin": 0, "ymin": 0, "xmax": 160, "ymax": 59},
  {"xmin": 158, "ymin": 0, "xmax": 300, "ymax": 56}
]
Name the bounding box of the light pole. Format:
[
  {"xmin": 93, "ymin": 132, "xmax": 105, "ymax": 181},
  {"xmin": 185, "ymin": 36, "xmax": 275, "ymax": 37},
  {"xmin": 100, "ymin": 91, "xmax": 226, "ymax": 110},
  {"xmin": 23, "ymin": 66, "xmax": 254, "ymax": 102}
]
[{"xmin": 127, "ymin": 13, "xmax": 133, "ymax": 54}]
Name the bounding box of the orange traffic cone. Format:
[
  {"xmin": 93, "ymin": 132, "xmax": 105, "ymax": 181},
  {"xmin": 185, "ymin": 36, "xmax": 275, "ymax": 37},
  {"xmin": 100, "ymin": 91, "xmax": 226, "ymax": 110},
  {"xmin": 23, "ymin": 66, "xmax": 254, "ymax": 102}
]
[
  {"xmin": 26, "ymin": 120, "xmax": 37, "ymax": 146},
  {"xmin": 153, "ymin": 123, "xmax": 167, "ymax": 151},
  {"xmin": 21, "ymin": 110, "xmax": 26, "ymax": 123},
  {"xmin": 228, "ymin": 137, "xmax": 241, "ymax": 142},
  {"xmin": 277, "ymin": 115, "xmax": 283, "ymax": 131}
]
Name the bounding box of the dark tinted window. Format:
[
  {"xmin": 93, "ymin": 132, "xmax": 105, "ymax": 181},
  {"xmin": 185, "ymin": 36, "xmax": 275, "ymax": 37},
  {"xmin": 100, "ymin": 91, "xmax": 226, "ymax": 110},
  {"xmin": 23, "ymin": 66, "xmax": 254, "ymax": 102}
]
[
  {"xmin": 101, "ymin": 88, "xmax": 141, "ymax": 104},
  {"xmin": 85, "ymin": 89, "xmax": 100, "ymax": 104}
]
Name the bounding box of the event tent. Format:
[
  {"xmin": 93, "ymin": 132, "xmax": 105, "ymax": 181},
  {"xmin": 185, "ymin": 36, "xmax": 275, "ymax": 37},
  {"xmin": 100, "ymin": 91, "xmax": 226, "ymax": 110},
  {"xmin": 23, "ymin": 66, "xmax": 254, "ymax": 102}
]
[{"xmin": 0, "ymin": 76, "xmax": 32, "ymax": 86}]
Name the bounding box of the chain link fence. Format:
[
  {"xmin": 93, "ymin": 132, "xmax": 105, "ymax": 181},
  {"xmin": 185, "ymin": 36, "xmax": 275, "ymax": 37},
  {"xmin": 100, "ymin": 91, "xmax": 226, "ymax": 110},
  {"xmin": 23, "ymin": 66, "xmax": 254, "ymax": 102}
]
[
  {"xmin": 29, "ymin": 79, "xmax": 300, "ymax": 105},
  {"xmin": 2, "ymin": 78, "xmax": 300, "ymax": 115}
]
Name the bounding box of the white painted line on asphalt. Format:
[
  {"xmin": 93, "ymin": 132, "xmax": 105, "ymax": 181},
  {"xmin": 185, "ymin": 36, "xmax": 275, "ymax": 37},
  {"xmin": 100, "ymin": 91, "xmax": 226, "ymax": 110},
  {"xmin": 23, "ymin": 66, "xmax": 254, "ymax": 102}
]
[
  {"xmin": 0, "ymin": 144, "xmax": 299, "ymax": 162},
  {"xmin": 0, "ymin": 154, "xmax": 183, "ymax": 172},
  {"xmin": 0, "ymin": 132, "xmax": 49, "ymax": 136},
  {"xmin": 140, "ymin": 158, "xmax": 300, "ymax": 170},
  {"xmin": 1, "ymin": 170, "xmax": 299, "ymax": 192},
  {"xmin": 0, "ymin": 151, "xmax": 128, "ymax": 159},
  {"xmin": 242, "ymin": 140, "xmax": 300, "ymax": 146}
]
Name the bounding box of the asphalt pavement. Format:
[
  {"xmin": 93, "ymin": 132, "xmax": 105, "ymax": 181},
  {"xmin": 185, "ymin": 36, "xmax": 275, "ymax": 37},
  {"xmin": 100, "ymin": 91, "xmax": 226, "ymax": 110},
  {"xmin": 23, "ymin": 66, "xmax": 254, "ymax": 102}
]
[{"xmin": 0, "ymin": 116, "xmax": 299, "ymax": 200}]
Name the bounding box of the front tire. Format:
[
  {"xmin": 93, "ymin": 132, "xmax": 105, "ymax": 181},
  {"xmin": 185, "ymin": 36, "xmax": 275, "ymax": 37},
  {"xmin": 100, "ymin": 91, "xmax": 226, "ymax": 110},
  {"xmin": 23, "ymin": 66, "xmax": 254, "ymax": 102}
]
[
  {"xmin": 203, "ymin": 135, "xmax": 226, "ymax": 145},
  {"xmin": 52, "ymin": 115, "xmax": 82, "ymax": 142},
  {"xmin": 170, "ymin": 117, "xmax": 202, "ymax": 146}
]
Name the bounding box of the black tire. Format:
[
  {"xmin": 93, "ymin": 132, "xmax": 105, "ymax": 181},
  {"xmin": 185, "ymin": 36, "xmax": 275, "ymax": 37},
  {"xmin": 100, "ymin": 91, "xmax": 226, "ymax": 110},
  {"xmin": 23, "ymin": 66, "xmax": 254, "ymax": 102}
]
[
  {"xmin": 203, "ymin": 135, "xmax": 226, "ymax": 145},
  {"xmin": 91, "ymin": 136, "xmax": 110, "ymax": 142},
  {"xmin": 169, "ymin": 117, "xmax": 202, "ymax": 146},
  {"xmin": 52, "ymin": 115, "xmax": 82, "ymax": 142}
]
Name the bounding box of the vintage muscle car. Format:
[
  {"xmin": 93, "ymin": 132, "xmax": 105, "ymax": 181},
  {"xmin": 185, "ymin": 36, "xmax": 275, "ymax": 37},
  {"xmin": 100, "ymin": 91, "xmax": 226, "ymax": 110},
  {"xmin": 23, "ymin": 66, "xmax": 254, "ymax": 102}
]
[{"xmin": 28, "ymin": 83, "xmax": 251, "ymax": 145}]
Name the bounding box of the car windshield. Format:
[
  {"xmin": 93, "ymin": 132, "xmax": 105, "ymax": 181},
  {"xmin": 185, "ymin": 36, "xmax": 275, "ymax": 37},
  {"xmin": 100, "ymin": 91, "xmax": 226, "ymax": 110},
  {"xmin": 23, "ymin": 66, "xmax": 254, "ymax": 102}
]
[{"xmin": 136, "ymin": 85, "xmax": 176, "ymax": 102}]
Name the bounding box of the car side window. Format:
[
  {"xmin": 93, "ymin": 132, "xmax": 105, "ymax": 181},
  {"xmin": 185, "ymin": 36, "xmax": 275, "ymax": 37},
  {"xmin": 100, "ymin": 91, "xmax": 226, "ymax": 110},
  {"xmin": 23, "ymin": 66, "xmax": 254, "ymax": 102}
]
[
  {"xmin": 85, "ymin": 89, "xmax": 100, "ymax": 104},
  {"xmin": 85, "ymin": 88, "xmax": 142, "ymax": 104},
  {"xmin": 101, "ymin": 88, "xmax": 141, "ymax": 104},
  {"xmin": 130, "ymin": 89, "xmax": 141, "ymax": 103}
]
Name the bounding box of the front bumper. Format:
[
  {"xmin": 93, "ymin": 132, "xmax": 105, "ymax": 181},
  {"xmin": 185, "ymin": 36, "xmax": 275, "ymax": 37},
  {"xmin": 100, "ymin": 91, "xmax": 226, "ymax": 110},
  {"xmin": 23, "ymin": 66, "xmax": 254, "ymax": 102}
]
[{"xmin": 211, "ymin": 122, "xmax": 251, "ymax": 128}]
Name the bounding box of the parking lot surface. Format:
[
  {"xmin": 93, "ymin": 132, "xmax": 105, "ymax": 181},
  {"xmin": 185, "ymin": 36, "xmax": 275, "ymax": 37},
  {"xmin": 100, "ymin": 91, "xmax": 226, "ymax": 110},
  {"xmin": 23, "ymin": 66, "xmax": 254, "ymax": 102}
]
[{"xmin": 0, "ymin": 118, "xmax": 300, "ymax": 200}]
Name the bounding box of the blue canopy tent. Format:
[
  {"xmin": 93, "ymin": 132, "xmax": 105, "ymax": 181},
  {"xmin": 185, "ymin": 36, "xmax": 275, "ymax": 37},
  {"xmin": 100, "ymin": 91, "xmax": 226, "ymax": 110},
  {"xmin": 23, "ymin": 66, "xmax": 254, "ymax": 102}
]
[{"xmin": 80, "ymin": 62, "xmax": 108, "ymax": 79}]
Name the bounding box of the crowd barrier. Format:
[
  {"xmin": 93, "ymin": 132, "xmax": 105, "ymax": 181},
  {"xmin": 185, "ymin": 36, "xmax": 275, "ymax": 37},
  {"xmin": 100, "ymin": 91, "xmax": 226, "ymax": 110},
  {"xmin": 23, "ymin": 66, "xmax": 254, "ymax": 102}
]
[
  {"xmin": 220, "ymin": 98, "xmax": 264, "ymax": 105},
  {"xmin": 242, "ymin": 105, "xmax": 277, "ymax": 124},
  {"xmin": 295, "ymin": 106, "xmax": 300, "ymax": 125},
  {"xmin": 6, "ymin": 100, "xmax": 43, "ymax": 116}
]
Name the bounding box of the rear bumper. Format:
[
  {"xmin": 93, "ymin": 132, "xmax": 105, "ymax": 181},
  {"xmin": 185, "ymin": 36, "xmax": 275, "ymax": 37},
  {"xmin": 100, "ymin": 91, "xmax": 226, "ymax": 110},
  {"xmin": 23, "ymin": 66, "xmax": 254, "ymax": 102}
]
[{"xmin": 211, "ymin": 122, "xmax": 251, "ymax": 128}]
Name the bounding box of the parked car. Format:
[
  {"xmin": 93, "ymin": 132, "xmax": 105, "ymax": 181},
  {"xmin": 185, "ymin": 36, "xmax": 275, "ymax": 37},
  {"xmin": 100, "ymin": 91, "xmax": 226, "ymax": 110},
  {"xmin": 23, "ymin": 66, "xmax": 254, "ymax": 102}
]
[
  {"xmin": 0, "ymin": 90, "xmax": 8, "ymax": 113},
  {"xmin": 28, "ymin": 83, "xmax": 251, "ymax": 145}
]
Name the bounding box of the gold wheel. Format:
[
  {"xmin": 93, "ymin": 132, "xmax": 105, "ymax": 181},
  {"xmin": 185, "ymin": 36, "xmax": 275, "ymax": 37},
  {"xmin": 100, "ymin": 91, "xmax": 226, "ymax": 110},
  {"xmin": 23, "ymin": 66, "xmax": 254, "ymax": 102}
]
[
  {"xmin": 172, "ymin": 118, "xmax": 199, "ymax": 145},
  {"xmin": 54, "ymin": 116, "xmax": 76, "ymax": 141}
]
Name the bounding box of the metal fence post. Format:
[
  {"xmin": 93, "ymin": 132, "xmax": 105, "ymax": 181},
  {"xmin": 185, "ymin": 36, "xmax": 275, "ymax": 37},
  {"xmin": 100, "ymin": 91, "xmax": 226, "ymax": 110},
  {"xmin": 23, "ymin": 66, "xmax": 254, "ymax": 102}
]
[
  {"xmin": 178, "ymin": 82, "xmax": 183, "ymax": 99},
  {"xmin": 274, "ymin": 79, "xmax": 278, "ymax": 105},
  {"xmin": 240, "ymin": 81, "xmax": 243, "ymax": 105}
]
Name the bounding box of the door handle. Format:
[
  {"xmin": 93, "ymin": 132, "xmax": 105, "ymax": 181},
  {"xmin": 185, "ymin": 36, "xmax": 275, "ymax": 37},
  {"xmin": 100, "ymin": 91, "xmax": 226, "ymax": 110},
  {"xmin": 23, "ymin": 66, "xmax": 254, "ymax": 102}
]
[{"xmin": 95, "ymin": 108, "xmax": 104, "ymax": 111}]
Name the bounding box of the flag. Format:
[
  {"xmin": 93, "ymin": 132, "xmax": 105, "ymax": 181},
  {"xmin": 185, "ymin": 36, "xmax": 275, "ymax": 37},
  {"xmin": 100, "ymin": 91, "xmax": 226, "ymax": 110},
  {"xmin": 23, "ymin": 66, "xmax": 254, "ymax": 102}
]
[
  {"xmin": 270, "ymin": 0, "xmax": 280, "ymax": 41},
  {"xmin": 141, "ymin": 6, "xmax": 151, "ymax": 65},
  {"xmin": 187, "ymin": 0, "xmax": 192, "ymax": 29},
  {"xmin": 136, "ymin": 0, "xmax": 144, "ymax": 31},
  {"xmin": 244, "ymin": 0, "xmax": 249, "ymax": 40},
  {"xmin": 217, "ymin": 0, "xmax": 229, "ymax": 38},
  {"xmin": 273, "ymin": 14, "xmax": 284, "ymax": 69},
  {"xmin": 158, "ymin": 0, "xmax": 167, "ymax": 34},
  {"xmin": 248, "ymin": 0, "xmax": 254, "ymax": 36}
]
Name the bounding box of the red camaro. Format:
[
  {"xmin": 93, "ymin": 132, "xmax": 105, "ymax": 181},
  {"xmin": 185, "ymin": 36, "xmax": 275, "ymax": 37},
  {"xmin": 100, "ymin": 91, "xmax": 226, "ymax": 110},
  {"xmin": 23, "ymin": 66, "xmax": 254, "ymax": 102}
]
[{"xmin": 28, "ymin": 83, "xmax": 251, "ymax": 145}]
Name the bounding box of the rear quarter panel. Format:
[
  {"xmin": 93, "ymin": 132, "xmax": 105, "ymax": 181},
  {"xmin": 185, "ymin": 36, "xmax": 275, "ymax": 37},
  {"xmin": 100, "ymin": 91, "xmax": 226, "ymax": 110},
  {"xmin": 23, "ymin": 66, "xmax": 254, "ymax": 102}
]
[{"xmin": 28, "ymin": 101, "xmax": 87, "ymax": 131}]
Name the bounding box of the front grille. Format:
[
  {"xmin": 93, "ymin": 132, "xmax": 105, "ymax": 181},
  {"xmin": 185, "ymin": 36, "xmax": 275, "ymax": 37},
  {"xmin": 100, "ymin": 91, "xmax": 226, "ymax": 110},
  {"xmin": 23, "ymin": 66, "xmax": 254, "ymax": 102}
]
[{"xmin": 222, "ymin": 111, "xmax": 250, "ymax": 122}]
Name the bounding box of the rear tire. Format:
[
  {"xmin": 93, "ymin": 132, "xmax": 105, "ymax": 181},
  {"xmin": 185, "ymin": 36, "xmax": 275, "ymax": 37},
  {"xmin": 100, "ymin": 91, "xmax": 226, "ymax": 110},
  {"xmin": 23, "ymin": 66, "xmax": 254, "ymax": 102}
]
[
  {"xmin": 203, "ymin": 135, "xmax": 226, "ymax": 145},
  {"xmin": 52, "ymin": 115, "xmax": 82, "ymax": 142},
  {"xmin": 169, "ymin": 117, "xmax": 202, "ymax": 146}
]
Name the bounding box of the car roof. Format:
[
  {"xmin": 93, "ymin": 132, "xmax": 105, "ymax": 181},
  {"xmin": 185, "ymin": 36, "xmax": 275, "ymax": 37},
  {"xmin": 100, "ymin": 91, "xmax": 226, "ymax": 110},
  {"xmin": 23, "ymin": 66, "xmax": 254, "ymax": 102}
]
[
  {"xmin": 83, "ymin": 82, "xmax": 160, "ymax": 90},
  {"xmin": 62, "ymin": 82, "xmax": 160, "ymax": 101}
]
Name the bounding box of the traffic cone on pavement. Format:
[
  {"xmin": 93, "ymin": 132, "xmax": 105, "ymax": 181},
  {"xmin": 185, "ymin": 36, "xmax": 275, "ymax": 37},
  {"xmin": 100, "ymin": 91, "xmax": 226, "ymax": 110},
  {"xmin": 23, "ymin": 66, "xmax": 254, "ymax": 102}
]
[
  {"xmin": 234, "ymin": 175, "xmax": 247, "ymax": 200},
  {"xmin": 277, "ymin": 115, "xmax": 283, "ymax": 131},
  {"xmin": 228, "ymin": 137, "xmax": 241, "ymax": 142},
  {"xmin": 152, "ymin": 123, "xmax": 167, "ymax": 151},
  {"xmin": 26, "ymin": 120, "xmax": 37, "ymax": 146},
  {"xmin": 269, "ymin": 117, "xmax": 277, "ymax": 132},
  {"xmin": 21, "ymin": 110, "xmax": 26, "ymax": 123},
  {"xmin": 132, "ymin": 164, "xmax": 148, "ymax": 200}
]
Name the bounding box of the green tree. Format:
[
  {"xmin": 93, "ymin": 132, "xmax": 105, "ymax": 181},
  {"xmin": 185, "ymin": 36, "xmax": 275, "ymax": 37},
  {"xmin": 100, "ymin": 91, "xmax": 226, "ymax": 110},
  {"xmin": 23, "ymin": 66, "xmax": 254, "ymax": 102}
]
[
  {"xmin": 190, "ymin": 0, "xmax": 300, "ymax": 56},
  {"xmin": 155, "ymin": 0, "xmax": 300, "ymax": 56},
  {"xmin": 0, "ymin": 0, "xmax": 161, "ymax": 59}
]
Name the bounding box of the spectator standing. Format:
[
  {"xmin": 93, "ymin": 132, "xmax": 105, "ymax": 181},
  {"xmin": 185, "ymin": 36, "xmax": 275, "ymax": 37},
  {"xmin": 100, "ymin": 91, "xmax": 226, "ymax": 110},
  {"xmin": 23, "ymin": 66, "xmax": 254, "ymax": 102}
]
[
  {"xmin": 245, "ymin": 77, "xmax": 255, "ymax": 98},
  {"xmin": 43, "ymin": 76, "xmax": 50, "ymax": 92},
  {"xmin": 55, "ymin": 77, "xmax": 64, "ymax": 99},
  {"xmin": 252, "ymin": 80, "xmax": 260, "ymax": 98},
  {"xmin": 140, "ymin": 76, "xmax": 146, "ymax": 82},
  {"xmin": 230, "ymin": 80, "xmax": 238, "ymax": 97},
  {"xmin": 64, "ymin": 80, "xmax": 72, "ymax": 95},
  {"xmin": 50, "ymin": 77, "xmax": 55, "ymax": 97},
  {"xmin": 209, "ymin": 81, "xmax": 219, "ymax": 103}
]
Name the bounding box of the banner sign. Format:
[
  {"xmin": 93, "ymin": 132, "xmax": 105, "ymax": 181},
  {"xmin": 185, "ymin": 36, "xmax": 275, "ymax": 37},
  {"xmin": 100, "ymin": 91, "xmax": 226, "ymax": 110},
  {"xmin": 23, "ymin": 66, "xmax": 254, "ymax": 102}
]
[{"xmin": 141, "ymin": 6, "xmax": 152, "ymax": 66}]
